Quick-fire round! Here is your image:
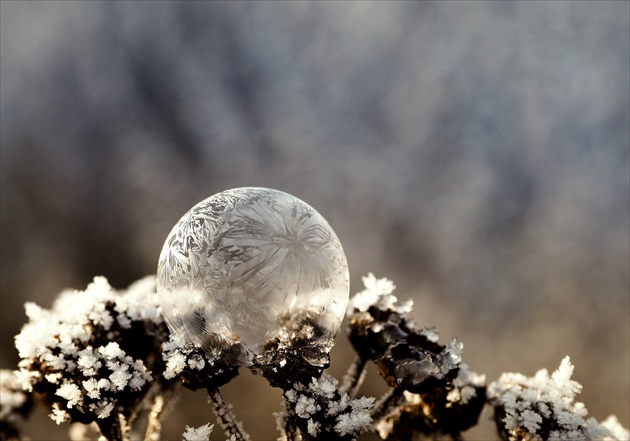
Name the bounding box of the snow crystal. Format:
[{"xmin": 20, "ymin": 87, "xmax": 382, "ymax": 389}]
[
  {"xmin": 188, "ymin": 355, "xmax": 205, "ymax": 370},
  {"xmin": 77, "ymin": 348, "xmax": 102, "ymax": 376},
  {"xmin": 307, "ymin": 418, "xmax": 321, "ymax": 436},
  {"xmin": 95, "ymin": 401, "xmax": 114, "ymax": 419},
  {"xmin": 450, "ymin": 363, "xmax": 486, "ymax": 405},
  {"xmin": 334, "ymin": 408, "xmax": 372, "ymax": 437},
  {"xmin": 56, "ymin": 382, "xmax": 83, "ymax": 408},
  {"xmin": 0, "ymin": 370, "xmax": 29, "ymax": 424},
  {"xmin": 601, "ymin": 416, "xmax": 630, "ymax": 440},
  {"xmin": 350, "ymin": 273, "xmax": 396, "ymax": 312},
  {"xmin": 109, "ymin": 364, "xmax": 132, "ymax": 391},
  {"xmin": 295, "ymin": 395, "xmax": 319, "ymax": 418},
  {"xmin": 164, "ymin": 352, "xmax": 187, "ymax": 380},
  {"xmin": 182, "ymin": 423, "xmax": 214, "ymax": 441},
  {"xmin": 100, "ymin": 342, "xmax": 125, "ymax": 360},
  {"xmin": 14, "ymin": 275, "xmax": 168, "ymax": 427},
  {"xmin": 326, "ymin": 393, "xmax": 350, "ymax": 417},
  {"xmin": 45, "ymin": 373, "xmax": 63, "ymax": 384},
  {"xmin": 521, "ymin": 409, "xmax": 543, "ymax": 433},
  {"xmin": 285, "ymin": 389, "xmax": 297, "ymax": 403},
  {"xmin": 50, "ymin": 403, "xmax": 70, "ymax": 425},
  {"xmin": 128, "ymin": 371, "xmax": 146, "ymax": 391},
  {"xmin": 363, "ymin": 273, "xmax": 396, "ymax": 296},
  {"xmin": 88, "ymin": 303, "xmax": 114, "ymax": 330},
  {"xmin": 83, "ymin": 378, "xmax": 101, "ymax": 399},
  {"xmin": 310, "ymin": 375, "xmax": 337, "ymax": 399},
  {"xmin": 116, "ymin": 314, "xmax": 132, "ymax": 329},
  {"xmin": 489, "ymin": 356, "xmax": 629, "ymax": 440},
  {"xmin": 420, "ymin": 326, "xmax": 440, "ymax": 343},
  {"xmin": 439, "ymin": 338, "xmax": 463, "ymax": 373},
  {"xmin": 116, "ymin": 276, "xmax": 162, "ymax": 324}
]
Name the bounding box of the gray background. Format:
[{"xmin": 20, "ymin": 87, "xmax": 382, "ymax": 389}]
[{"xmin": 1, "ymin": 1, "xmax": 628, "ymax": 439}]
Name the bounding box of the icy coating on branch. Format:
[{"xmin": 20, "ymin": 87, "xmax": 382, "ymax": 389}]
[
  {"xmin": 157, "ymin": 187, "xmax": 349, "ymax": 366},
  {"xmin": 278, "ymin": 374, "xmax": 374, "ymax": 440},
  {"xmin": 489, "ymin": 357, "xmax": 630, "ymax": 441},
  {"xmin": 13, "ymin": 277, "xmax": 170, "ymax": 430}
]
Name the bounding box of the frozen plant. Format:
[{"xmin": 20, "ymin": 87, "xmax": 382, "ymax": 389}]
[
  {"xmin": 488, "ymin": 356, "xmax": 630, "ymax": 441},
  {"xmin": 4, "ymin": 272, "xmax": 630, "ymax": 441},
  {"xmin": 3, "ymin": 187, "xmax": 628, "ymax": 440},
  {"xmin": 276, "ymin": 374, "xmax": 374, "ymax": 441},
  {"xmin": 11, "ymin": 276, "xmax": 175, "ymax": 440}
]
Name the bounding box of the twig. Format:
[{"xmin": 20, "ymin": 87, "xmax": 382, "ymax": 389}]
[
  {"xmin": 339, "ymin": 355, "xmax": 368, "ymax": 398},
  {"xmin": 96, "ymin": 412, "xmax": 130, "ymax": 441},
  {"xmin": 145, "ymin": 388, "xmax": 176, "ymax": 441},
  {"xmin": 207, "ymin": 387, "xmax": 251, "ymax": 441}
]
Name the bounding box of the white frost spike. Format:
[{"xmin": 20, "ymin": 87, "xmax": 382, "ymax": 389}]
[
  {"xmin": 157, "ymin": 187, "xmax": 349, "ymax": 365},
  {"xmin": 182, "ymin": 423, "xmax": 214, "ymax": 441}
]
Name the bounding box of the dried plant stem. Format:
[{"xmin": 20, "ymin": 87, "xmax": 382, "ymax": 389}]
[
  {"xmin": 339, "ymin": 355, "xmax": 368, "ymax": 398},
  {"xmin": 145, "ymin": 392, "xmax": 169, "ymax": 441},
  {"xmin": 96, "ymin": 413, "xmax": 130, "ymax": 441},
  {"xmin": 207, "ymin": 387, "xmax": 251, "ymax": 441}
]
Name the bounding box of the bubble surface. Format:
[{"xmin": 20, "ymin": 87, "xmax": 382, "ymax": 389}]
[{"xmin": 157, "ymin": 187, "xmax": 349, "ymax": 365}]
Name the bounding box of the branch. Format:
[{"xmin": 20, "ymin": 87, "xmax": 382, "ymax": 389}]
[
  {"xmin": 206, "ymin": 387, "xmax": 251, "ymax": 441},
  {"xmin": 339, "ymin": 355, "xmax": 367, "ymax": 398}
]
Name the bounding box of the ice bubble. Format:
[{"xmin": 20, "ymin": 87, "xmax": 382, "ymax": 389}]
[{"xmin": 157, "ymin": 187, "xmax": 349, "ymax": 365}]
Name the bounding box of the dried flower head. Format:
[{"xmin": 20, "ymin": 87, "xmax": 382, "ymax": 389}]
[
  {"xmin": 279, "ymin": 374, "xmax": 374, "ymax": 440},
  {"xmin": 13, "ymin": 276, "xmax": 171, "ymax": 438},
  {"xmin": 376, "ymin": 363, "xmax": 487, "ymax": 439},
  {"xmin": 347, "ymin": 274, "xmax": 463, "ymax": 393},
  {"xmin": 489, "ymin": 356, "xmax": 629, "ymax": 441}
]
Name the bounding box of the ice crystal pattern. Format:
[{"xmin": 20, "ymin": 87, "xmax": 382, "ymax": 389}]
[
  {"xmin": 157, "ymin": 187, "xmax": 349, "ymax": 365},
  {"xmin": 488, "ymin": 357, "xmax": 630, "ymax": 441}
]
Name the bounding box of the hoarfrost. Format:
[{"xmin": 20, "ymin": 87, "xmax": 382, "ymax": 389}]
[{"xmin": 182, "ymin": 423, "xmax": 214, "ymax": 441}]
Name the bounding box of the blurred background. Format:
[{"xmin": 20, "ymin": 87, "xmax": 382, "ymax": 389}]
[{"xmin": 1, "ymin": 1, "xmax": 628, "ymax": 440}]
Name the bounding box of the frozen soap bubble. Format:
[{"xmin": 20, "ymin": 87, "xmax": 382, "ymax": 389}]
[{"xmin": 157, "ymin": 187, "xmax": 349, "ymax": 366}]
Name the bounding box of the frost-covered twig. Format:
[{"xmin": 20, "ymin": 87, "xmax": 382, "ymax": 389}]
[
  {"xmin": 207, "ymin": 387, "xmax": 251, "ymax": 441},
  {"xmin": 280, "ymin": 373, "xmax": 374, "ymax": 441},
  {"xmin": 7, "ymin": 273, "xmax": 629, "ymax": 441},
  {"xmin": 12, "ymin": 276, "xmax": 172, "ymax": 441},
  {"xmin": 145, "ymin": 392, "xmax": 170, "ymax": 441},
  {"xmin": 339, "ymin": 355, "xmax": 367, "ymax": 398},
  {"xmin": 489, "ymin": 356, "xmax": 630, "ymax": 441}
]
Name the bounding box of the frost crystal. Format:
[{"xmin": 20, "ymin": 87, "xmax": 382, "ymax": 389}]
[
  {"xmin": 0, "ymin": 369, "xmax": 33, "ymax": 438},
  {"xmin": 489, "ymin": 356, "xmax": 629, "ymax": 440},
  {"xmin": 157, "ymin": 187, "xmax": 349, "ymax": 366},
  {"xmin": 161, "ymin": 335, "xmax": 238, "ymax": 389},
  {"xmin": 182, "ymin": 423, "xmax": 214, "ymax": 441},
  {"xmin": 284, "ymin": 374, "xmax": 374, "ymax": 440},
  {"xmin": 13, "ymin": 276, "xmax": 169, "ymax": 427},
  {"xmin": 349, "ymin": 273, "xmax": 405, "ymax": 314}
]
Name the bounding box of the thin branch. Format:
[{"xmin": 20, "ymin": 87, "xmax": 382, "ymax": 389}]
[
  {"xmin": 145, "ymin": 393, "xmax": 166, "ymax": 441},
  {"xmin": 339, "ymin": 354, "xmax": 368, "ymax": 398},
  {"xmin": 207, "ymin": 387, "xmax": 251, "ymax": 441},
  {"xmin": 96, "ymin": 412, "xmax": 129, "ymax": 441}
]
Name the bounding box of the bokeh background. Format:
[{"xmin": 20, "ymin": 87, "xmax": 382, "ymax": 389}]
[{"xmin": 1, "ymin": 1, "xmax": 628, "ymax": 440}]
